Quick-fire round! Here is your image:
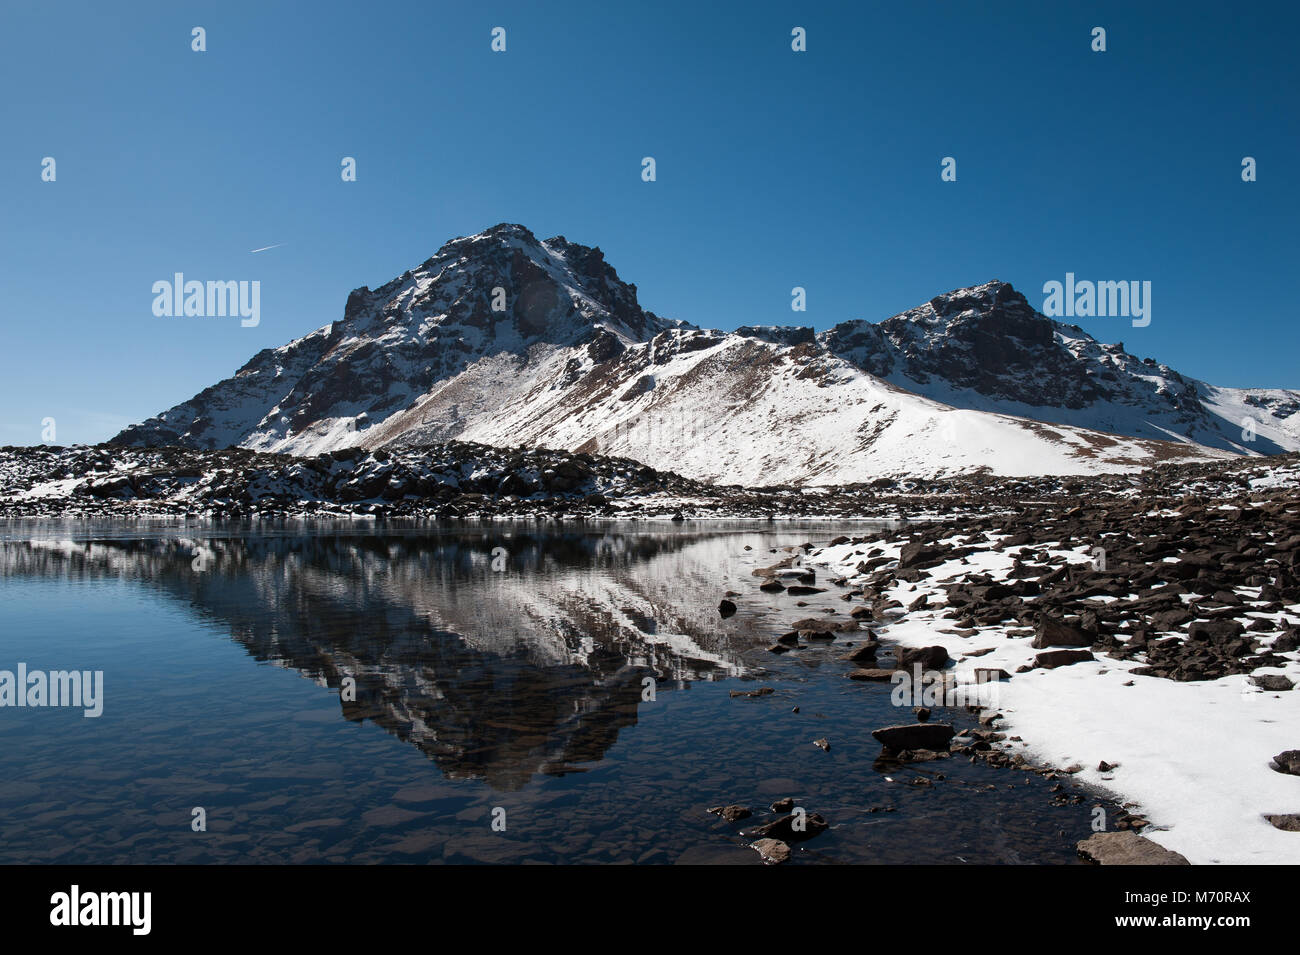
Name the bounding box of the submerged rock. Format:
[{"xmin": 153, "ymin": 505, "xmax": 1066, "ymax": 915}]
[
  {"xmin": 749, "ymin": 812, "xmax": 829, "ymax": 843},
  {"xmin": 847, "ymin": 668, "xmax": 896, "ymax": 681},
  {"xmin": 729, "ymin": 687, "xmax": 775, "ymax": 698}
]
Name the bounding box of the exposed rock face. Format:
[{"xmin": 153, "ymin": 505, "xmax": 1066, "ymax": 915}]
[
  {"xmin": 108, "ymin": 226, "xmax": 1298, "ymax": 485},
  {"xmin": 1076, "ymin": 831, "xmax": 1190, "ymax": 865},
  {"xmin": 826, "ymin": 280, "xmax": 1299, "ymax": 455}
]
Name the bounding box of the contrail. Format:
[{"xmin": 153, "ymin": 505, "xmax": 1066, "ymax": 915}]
[{"xmin": 249, "ymin": 243, "xmax": 286, "ymax": 254}]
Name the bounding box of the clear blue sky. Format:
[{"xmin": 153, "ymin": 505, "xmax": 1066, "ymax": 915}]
[{"xmin": 2, "ymin": 0, "xmax": 1296, "ymax": 445}]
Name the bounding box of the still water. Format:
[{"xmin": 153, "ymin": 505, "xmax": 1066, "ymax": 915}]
[{"xmin": 0, "ymin": 520, "xmax": 1099, "ymax": 864}]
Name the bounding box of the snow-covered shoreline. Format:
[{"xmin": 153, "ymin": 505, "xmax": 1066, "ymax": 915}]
[{"xmin": 808, "ymin": 525, "xmax": 1300, "ymax": 865}]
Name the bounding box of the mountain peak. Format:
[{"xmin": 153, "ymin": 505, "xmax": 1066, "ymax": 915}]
[
  {"xmin": 922, "ymin": 279, "xmax": 1034, "ymax": 320},
  {"xmin": 437, "ymin": 222, "xmax": 540, "ymax": 253},
  {"xmin": 110, "ymin": 229, "xmax": 1298, "ymax": 471}
]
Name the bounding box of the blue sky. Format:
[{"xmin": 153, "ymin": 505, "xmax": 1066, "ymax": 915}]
[{"xmin": 2, "ymin": 0, "xmax": 1296, "ymax": 445}]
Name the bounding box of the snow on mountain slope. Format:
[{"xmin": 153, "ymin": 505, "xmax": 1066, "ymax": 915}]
[
  {"xmin": 377, "ymin": 327, "xmax": 1223, "ymax": 485},
  {"xmin": 112, "ymin": 224, "xmax": 1276, "ymax": 484},
  {"xmin": 823, "ymin": 281, "xmax": 1300, "ymax": 456}
]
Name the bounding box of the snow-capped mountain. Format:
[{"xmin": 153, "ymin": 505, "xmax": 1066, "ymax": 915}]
[
  {"xmin": 111, "ymin": 223, "xmax": 1298, "ymax": 484},
  {"xmin": 823, "ymin": 281, "xmax": 1300, "ymax": 456}
]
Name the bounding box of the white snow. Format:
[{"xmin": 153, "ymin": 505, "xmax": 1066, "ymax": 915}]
[{"xmin": 809, "ymin": 534, "xmax": 1300, "ymax": 865}]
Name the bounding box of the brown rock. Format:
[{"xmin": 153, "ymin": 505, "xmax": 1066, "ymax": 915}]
[
  {"xmin": 708, "ymin": 805, "xmax": 751, "ymax": 822},
  {"xmin": 1272, "ymin": 750, "xmax": 1300, "ymax": 775},
  {"xmin": 1033, "ymin": 616, "xmax": 1094, "ymax": 649},
  {"xmin": 1076, "ymin": 831, "xmax": 1190, "ymax": 865},
  {"xmin": 846, "ymin": 668, "xmax": 896, "ymax": 681},
  {"xmin": 1035, "ymin": 649, "xmax": 1095, "ymax": 669},
  {"xmin": 750, "ymin": 838, "xmax": 791, "ymax": 864}
]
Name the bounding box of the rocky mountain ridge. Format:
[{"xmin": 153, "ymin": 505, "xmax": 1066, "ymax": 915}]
[{"xmin": 109, "ymin": 224, "xmax": 1299, "ymax": 484}]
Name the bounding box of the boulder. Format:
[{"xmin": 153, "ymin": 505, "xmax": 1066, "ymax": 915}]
[
  {"xmin": 1187, "ymin": 619, "xmax": 1244, "ymax": 642},
  {"xmin": 1252, "ymin": 674, "xmax": 1294, "ymax": 692},
  {"xmin": 1034, "ymin": 649, "xmax": 1095, "ymax": 669},
  {"xmin": 1076, "ymin": 831, "xmax": 1189, "ymax": 865},
  {"xmin": 842, "ymin": 643, "xmax": 879, "ymax": 663},
  {"xmin": 707, "ymin": 805, "xmax": 751, "ymax": 823},
  {"xmin": 750, "ymin": 838, "xmax": 791, "ymax": 864},
  {"xmin": 1272, "ymin": 750, "xmax": 1300, "ymax": 775},
  {"xmin": 896, "ymin": 645, "xmax": 950, "ymax": 670},
  {"xmin": 898, "ymin": 541, "xmax": 946, "ymax": 568},
  {"xmin": 1032, "ymin": 616, "xmax": 1093, "ymax": 649},
  {"xmin": 871, "ymin": 722, "xmax": 955, "ymax": 752}
]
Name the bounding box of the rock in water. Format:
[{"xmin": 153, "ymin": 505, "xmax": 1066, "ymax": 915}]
[
  {"xmin": 751, "ymin": 838, "xmax": 791, "ymax": 864},
  {"xmin": 847, "ymin": 668, "xmax": 896, "ymax": 681},
  {"xmin": 871, "ymin": 723, "xmax": 955, "ymax": 751},
  {"xmin": 718, "ymin": 599, "xmax": 737, "ymax": 618},
  {"xmin": 707, "ymin": 805, "xmax": 751, "ymax": 822},
  {"xmin": 1076, "ymin": 831, "xmax": 1190, "ymax": 865},
  {"xmin": 749, "ymin": 812, "xmax": 829, "ymax": 843},
  {"xmin": 842, "ymin": 643, "xmax": 879, "ymax": 663}
]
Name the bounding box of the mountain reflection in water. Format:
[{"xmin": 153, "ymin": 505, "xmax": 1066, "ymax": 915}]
[
  {"xmin": 0, "ymin": 521, "xmax": 1104, "ymax": 865},
  {"xmin": 0, "ymin": 524, "xmax": 849, "ymax": 791}
]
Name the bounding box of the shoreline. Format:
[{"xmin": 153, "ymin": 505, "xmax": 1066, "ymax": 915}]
[{"xmin": 800, "ymin": 484, "xmax": 1300, "ymax": 864}]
